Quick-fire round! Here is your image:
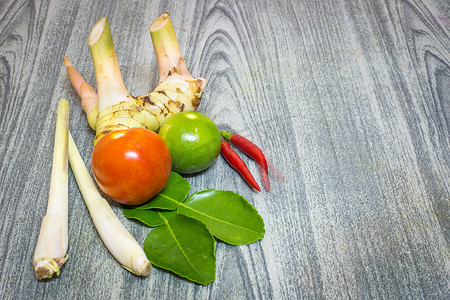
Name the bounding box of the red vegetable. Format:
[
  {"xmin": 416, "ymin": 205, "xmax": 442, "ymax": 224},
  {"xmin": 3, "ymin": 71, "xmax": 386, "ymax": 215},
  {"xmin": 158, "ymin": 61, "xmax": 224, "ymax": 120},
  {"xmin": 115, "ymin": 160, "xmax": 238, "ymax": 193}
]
[
  {"xmin": 221, "ymin": 131, "xmax": 270, "ymax": 190},
  {"xmin": 221, "ymin": 141, "xmax": 261, "ymax": 192},
  {"xmin": 91, "ymin": 128, "xmax": 172, "ymax": 205}
]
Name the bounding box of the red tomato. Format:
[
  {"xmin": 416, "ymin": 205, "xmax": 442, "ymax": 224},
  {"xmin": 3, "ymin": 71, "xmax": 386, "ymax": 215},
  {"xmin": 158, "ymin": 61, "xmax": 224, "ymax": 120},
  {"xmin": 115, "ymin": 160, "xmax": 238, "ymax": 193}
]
[{"xmin": 91, "ymin": 128, "xmax": 172, "ymax": 205}]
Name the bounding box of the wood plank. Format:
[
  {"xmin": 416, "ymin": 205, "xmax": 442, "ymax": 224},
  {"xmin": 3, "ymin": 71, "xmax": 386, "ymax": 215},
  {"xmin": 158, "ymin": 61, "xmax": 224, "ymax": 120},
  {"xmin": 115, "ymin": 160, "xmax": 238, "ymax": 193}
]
[{"xmin": 0, "ymin": 0, "xmax": 448, "ymax": 299}]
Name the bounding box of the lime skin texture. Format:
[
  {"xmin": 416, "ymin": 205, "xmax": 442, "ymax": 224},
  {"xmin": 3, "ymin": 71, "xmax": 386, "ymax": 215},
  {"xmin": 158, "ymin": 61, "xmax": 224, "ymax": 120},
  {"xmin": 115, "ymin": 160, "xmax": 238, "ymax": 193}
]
[{"xmin": 158, "ymin": 111, "xmax": 222, "ymax": 174}]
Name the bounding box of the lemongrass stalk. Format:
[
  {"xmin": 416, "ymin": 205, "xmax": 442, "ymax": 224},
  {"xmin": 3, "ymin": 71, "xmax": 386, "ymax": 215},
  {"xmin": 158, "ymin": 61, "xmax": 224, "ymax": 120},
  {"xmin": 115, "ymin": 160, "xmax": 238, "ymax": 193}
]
[
  {"xmin": 33, "ymin": 99, "xmax": 69, "ymax": 280},
  {"xmin": 86, "ymin": 14, "xmax": 206, "ymax": 145},
  {"xmin": 63, "ymin": 56, "xmax": 98, "ymax": 130},
  {"xmin": 68, "ymin": 133, "xmax": 151, "ymax": 276}
]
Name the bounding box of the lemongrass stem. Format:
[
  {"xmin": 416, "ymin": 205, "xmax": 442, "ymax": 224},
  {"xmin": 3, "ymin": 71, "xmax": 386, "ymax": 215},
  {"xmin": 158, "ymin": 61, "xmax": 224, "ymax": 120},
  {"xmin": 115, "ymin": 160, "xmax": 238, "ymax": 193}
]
[
  {"xmin": 63, "ymin": 56, "xmax": 98, "ymax": 130},
  {"xmin": 68, "ymin": 133, "xmax": 151, "ymax": 276},
  {"xmin": 33, "ymin": 99, "xmax": 69, "ymax": 280},
  {"xmin": 89, "ymin": 17, "xmax": 129, "ymax": 112}
]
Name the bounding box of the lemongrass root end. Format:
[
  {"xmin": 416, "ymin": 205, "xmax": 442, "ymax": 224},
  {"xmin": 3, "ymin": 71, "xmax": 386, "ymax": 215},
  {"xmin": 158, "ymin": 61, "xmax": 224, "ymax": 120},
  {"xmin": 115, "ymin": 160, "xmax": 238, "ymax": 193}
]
[
  {"xmin": 123, "ymin": 262, "xmax": 151, "ymax": 277},
  {"xmin": 34, "ymin": 255, "xmax": 68, "ymax": 280},
  {"xmin": 131, "ymin": 254, "xmax": 152, "ymax": 276}
]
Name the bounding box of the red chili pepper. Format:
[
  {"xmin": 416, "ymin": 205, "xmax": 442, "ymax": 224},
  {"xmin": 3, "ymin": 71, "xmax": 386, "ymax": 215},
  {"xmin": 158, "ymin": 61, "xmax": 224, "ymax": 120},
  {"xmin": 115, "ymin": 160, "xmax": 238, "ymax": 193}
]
[
  {"xmin": 221, "ymin": 141, "xmax": 261, "ymax": 192},
  {"xmin": 221, "ymin": 131, "xmax": 270, "ymax": 190}
]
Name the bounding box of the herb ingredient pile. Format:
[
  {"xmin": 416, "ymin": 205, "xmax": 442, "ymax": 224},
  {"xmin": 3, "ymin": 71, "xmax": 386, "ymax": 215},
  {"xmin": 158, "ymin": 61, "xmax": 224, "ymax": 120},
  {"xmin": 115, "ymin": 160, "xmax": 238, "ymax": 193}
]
[{"xmin": 35, "ymin": 12, "xmax": 281, "ymax": 285}]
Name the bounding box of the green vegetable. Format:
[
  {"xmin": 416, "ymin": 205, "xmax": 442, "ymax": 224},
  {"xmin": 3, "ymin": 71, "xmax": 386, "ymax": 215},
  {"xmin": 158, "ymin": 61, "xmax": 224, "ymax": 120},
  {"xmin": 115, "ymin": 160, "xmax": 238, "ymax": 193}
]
[
  {"xmin": 132, "ymin": 172, "xmax": 190, "ymax": 210},
  {"xmin": 178, "ymin": 189, "xmax": 265, "ymax": 245},
  {"xmin": 122, "ymin": 172, "xmax": 265, "ymax": 284},
  {"xmin": 144, "ymin": 214, "xmax": 216, "ymax": 285},
  {"xmin": 122, "ymin": 208, "xmax": 176, "ymax": 227},
  {"xmin": 158, "ymin": 111, "xmax": 222, "ymax": 174}
]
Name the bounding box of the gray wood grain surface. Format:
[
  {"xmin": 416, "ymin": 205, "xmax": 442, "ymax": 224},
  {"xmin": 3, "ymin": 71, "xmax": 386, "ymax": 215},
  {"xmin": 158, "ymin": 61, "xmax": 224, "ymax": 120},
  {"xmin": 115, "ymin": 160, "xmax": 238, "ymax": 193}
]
[{"xmin": 0, "ymin": 0, "xmax": 448, "ymax": 299}]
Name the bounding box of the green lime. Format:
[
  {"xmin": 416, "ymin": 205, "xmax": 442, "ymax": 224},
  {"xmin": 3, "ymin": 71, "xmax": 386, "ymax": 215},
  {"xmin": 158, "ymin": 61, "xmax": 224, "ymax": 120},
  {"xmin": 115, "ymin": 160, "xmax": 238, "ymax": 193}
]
[{"xmin": 158, "ymin": 111, "xmax": 221, "ymax": 174}]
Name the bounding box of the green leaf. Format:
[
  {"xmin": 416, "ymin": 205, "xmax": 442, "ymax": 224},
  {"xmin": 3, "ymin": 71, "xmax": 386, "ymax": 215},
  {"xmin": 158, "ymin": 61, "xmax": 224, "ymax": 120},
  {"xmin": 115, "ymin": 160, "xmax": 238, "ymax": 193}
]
[
  {"xmin": 144, "ymin": 214, "xmax": 216, "ymax": 285},
  {"xmin": 135, "ymin": 172, "xmax": 190, "ymax": 210},
  {"xmin": 178, "ymin": 189, "xmax": 265, "ymax": 245},
  {"xmin": 122, "ymin": 207, "xmax": 176, "ymax": 227}
]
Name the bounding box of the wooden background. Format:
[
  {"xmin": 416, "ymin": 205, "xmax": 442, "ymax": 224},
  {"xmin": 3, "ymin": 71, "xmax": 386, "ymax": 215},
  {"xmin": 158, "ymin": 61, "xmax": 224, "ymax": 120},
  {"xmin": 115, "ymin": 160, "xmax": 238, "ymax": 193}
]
[{"xmin": 0, "ymin": 0, "xmax": 448, "ymax": 299}]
